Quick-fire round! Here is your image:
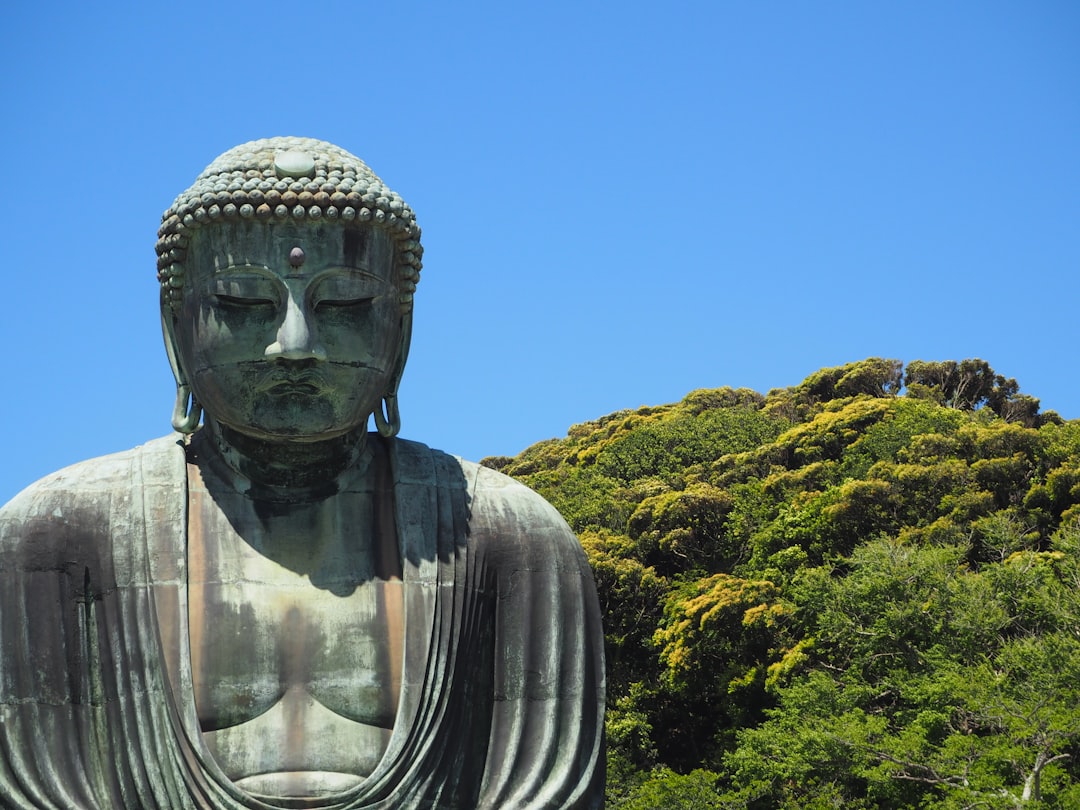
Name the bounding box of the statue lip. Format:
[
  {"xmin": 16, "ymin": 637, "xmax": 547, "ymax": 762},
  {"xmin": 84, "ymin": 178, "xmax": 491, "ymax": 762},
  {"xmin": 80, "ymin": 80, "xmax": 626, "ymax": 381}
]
[{"xmin": 256, "ymin": 371, "xmax": 329, "ymax": 395}]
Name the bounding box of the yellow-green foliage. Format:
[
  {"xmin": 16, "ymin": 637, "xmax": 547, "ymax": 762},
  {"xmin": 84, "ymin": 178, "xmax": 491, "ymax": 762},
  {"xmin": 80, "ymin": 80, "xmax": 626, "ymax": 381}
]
[
  {"xmin": 654, "ymin": 573, "xmax": 790, "ymax": 691},
  {"xmin": 495, "ymin": 359, "xmax": 1080, "ymax": 807},
  {"xmin": 627, "ymin": 483, "xmax": 735, "ymax": 573}
]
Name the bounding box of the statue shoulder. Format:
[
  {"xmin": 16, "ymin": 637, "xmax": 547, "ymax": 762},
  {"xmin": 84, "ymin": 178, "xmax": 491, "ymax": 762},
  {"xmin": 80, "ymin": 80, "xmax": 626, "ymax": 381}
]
[
  {"xmin": 389, "ymin": 437, "xmax": 582, "ymax": 563},
  {"xmin": 2, "ymin": 435, "xmax": 184, "ymax": 513},
  {"xmin": 462, "ymin": 457, "xmax": 566, "ymax": 521},
  {"xmin": 459, "ymin": 456, "xmax": 587, "ymax": 567},
  {"xmin": 0, "ymin": 435, "xmax": 186, "ymax": 558}
]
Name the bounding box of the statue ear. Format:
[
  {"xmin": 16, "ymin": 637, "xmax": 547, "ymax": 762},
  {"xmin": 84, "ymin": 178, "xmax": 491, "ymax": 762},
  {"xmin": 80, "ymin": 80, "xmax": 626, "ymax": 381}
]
[
  {"xmin": 374, "ymin": 312, "xmax": 412, "ymax": 438},
  {"xmin": 390, "ymin": 311, "xmax": 413, "ymax": 397},
  {"xmin": 161, "ymin": 309, "xmax": 188, "ymax": 388},
  {"xmin": 161, "ymin": 308, "xmax": 202, "ymax": 433}
]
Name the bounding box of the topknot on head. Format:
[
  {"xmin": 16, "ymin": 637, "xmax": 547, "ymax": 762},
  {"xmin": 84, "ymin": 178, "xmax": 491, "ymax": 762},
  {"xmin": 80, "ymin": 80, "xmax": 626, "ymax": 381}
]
[{"xmin": 155, "ymin": 137, "xmax": 423, "ymax": 312}]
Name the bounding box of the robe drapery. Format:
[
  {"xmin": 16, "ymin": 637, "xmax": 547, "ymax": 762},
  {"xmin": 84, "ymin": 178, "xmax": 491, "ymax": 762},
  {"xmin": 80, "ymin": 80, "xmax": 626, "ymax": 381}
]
[{"xmin": 0, "ymin": 435, "xmax": 605, "ymax": 809}]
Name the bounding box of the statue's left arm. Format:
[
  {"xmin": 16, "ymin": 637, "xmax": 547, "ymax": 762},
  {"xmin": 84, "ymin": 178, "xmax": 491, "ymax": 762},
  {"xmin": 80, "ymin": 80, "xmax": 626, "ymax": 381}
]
[{"xmin": 464, "ymin": 464, "xmax": 606, "ymax": 809}]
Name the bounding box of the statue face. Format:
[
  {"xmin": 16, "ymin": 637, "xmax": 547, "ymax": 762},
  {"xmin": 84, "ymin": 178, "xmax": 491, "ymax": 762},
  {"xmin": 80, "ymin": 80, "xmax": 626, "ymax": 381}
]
[{"xmin": 173, "ymin": 222, "xmax": 401, "ymax": 442}]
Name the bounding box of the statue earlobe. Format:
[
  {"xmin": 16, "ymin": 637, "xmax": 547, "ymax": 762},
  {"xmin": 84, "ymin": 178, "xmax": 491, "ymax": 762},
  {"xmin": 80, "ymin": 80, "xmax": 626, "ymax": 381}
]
[
  {"xmin": 161, "ymin": 311, "xmax": 202, "ymax": 434},
  {"xmin": 374, "ymin": 394, "xmax": 400, "ymax": 438},
  {"xmin": 374, "ymin": 312, "xmax": 412, "ymax": 438},
  {"xmin": 172, "ymin": 384, "xmax": 202, "ymax": 434}
]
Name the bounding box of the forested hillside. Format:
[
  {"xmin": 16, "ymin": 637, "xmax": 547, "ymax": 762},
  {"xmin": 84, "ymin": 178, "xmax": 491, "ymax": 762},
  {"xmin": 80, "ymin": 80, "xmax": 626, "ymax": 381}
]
[{"xmin": 484, "ymin": 359, "xmax": 1080, "ymax": 809}]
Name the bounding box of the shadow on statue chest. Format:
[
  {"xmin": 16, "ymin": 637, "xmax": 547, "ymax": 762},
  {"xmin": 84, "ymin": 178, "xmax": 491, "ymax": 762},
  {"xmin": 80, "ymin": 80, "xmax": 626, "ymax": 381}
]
[{"xmin": 186, "ymin": 474, "xmax": 404, "ymax": 734}]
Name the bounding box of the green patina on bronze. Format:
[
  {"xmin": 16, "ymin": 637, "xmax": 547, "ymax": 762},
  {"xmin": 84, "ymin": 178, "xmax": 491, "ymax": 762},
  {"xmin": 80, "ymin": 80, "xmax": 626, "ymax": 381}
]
[
  {"xmin": 0, "ymin": 138, "xmax": 606, "ymax": 809},
  {"xmin": 156, "ymin": 137, "xmax": 423, "ymax": 315}
]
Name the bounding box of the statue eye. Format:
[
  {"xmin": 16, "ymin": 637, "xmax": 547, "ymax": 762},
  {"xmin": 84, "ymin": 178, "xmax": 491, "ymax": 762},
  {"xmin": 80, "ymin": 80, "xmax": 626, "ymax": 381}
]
[
  {"xmin": 311, "ymin": 272, "xmax": 385, "ymax": 314},
  {"xmin": 211, "ymin": 275, "xmax": 279, "ymax": 308},
  {"xmin": 314, "ymin": 296, "xmax": 374, "ymax": 313},
  {"xmin": 214, "ymin": 293, "xmax": 276, "ymax": 308}
]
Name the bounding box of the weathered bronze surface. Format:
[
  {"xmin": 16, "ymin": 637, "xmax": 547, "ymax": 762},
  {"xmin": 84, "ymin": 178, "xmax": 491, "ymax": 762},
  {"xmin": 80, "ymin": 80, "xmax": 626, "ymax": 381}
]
[{"xmin": 0, "ymin": 138, "xmax": 605, "ymax": 808}]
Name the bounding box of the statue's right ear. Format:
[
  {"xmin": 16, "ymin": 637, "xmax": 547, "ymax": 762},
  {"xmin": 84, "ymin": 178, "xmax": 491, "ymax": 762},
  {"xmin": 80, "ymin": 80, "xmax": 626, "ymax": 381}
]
[
  {"xmin": 373, "ymin": 310, "xmax": 412, "ymax": 438},
  {"xmin": 161, "ymin": 309, "xmax": 186, "ymax": 389},
  {"xmin": 161, "ymin": 308, "xmax": 201, "ymax": 434}
]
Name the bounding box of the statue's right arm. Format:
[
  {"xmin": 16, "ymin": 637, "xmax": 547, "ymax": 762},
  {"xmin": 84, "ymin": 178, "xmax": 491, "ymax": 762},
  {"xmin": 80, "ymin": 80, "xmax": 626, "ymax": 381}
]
[{"xmin": 0, "ymin": 453, "xmax": 144, "ymax": 810}]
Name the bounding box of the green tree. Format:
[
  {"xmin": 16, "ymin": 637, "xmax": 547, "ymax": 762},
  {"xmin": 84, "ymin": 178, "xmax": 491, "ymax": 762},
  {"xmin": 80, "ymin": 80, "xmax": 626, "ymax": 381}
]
[
  {"xmin": 905, "ymin": 358, "xmax": 1044, "ymax": 426},
  {"xmin": 621, "ymin": 768, "xmax": 725, "ymax": 810},
  {"xmin": 496, "ymin": 360, "xmax": 1080, "ymax": 805}
]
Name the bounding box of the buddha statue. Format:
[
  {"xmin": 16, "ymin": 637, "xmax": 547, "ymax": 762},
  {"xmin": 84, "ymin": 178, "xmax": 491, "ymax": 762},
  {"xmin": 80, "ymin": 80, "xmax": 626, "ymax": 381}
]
[{"xmin": 0, "ymin": 138, "xmax": 605, "ymax": 809}]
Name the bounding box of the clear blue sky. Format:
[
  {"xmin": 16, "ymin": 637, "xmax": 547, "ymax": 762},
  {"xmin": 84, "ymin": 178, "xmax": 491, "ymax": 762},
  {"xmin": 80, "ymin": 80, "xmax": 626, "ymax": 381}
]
[{"xmin": 2, "ymin": 2, "xmax": 1078, "ymax": 503}]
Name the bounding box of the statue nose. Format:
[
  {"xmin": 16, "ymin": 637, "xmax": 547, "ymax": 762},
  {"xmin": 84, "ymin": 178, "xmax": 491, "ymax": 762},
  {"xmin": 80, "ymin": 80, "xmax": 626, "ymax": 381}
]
[{"xmin": 264, "ymin": 295, "xmax": 327, "ymax": 362}]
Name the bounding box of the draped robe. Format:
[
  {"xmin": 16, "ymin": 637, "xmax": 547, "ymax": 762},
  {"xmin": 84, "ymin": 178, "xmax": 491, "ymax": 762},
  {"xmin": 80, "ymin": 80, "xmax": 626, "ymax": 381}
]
[{"xmin": 0, "ymin": 435, "xmax": 605, "ymax": 809}]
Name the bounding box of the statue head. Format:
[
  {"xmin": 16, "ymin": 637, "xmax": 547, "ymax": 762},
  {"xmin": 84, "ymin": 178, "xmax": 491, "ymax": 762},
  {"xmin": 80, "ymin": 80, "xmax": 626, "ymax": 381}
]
[{"xmin": 156, "ymin": 138, "xmax": 422, "ymax": 440}]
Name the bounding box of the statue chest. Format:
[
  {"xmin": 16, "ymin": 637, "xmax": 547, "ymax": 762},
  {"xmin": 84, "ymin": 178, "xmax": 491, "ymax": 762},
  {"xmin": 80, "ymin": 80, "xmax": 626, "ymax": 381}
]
[{"xmin": 185, "ymin": 475, "xmax": 404, "ymax": 788}]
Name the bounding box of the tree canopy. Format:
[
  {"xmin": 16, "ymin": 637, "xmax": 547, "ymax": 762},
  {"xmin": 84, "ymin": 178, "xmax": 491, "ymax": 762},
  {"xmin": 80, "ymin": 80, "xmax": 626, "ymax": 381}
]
[{"xmin": 485, "ymin": 358, "xmax": 1080, "ymax": 808}]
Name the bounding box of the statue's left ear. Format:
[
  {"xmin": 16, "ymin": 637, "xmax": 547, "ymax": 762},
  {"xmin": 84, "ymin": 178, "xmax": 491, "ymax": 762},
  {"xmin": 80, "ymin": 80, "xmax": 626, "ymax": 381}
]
[
  {"xmin": 391, "ymin": 311, "xmax": 413, "ymax": 396},
  {"xmin": 374, "ymin": 312, "xmax": 412, "ymax": 438},
  {"xmin": 161, "ymin": 308, "xmax": 202, "ymax": 434}
]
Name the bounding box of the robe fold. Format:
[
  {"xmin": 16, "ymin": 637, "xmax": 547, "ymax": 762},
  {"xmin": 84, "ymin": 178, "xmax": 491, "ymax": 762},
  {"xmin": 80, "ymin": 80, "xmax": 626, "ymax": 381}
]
[{"xmin": 0, "ymin": 435, "xmax": 605, "ymax": 809}]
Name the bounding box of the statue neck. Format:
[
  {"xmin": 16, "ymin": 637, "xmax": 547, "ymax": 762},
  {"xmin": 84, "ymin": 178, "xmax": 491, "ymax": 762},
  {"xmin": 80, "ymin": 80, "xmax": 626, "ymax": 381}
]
[{"xmin": 199, "ymin": 418, "xmax": 372, "ymax": 497}]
